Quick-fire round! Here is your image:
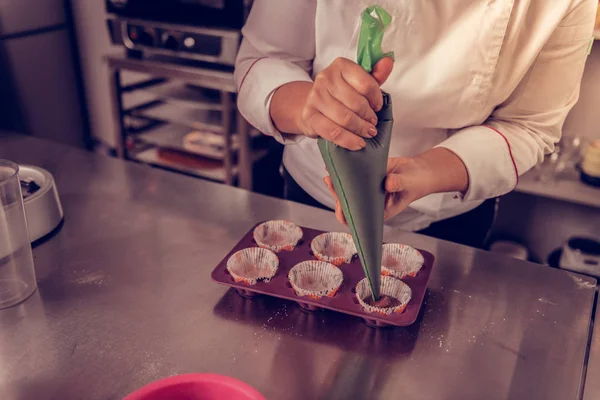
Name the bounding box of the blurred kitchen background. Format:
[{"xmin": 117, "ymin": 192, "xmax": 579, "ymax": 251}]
[{"xmin": 1, "ymin": 0, "xmax": 600, "ymax": 274}]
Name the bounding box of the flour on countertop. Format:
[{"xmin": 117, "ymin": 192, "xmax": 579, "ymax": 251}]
[
  {"xmin": 71, "ymin": 270, "xmax": 107, "ymax": 286},
  {"xmin": 537, "ymin": 297, "xmax": 558, "ymax": 306},
  {"xmin": 569, "ymin": 274, "xmax": 596, "ymax": 289}
]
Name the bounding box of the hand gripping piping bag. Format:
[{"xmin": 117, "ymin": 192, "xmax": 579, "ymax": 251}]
[{"xmin": 318, "ymin": 5, "xmax": 394, "ymax": 301}]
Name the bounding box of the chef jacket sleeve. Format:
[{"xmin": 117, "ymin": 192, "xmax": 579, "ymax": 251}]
[
  {"xmin": 234, "ymin": 0, "xmax": 316, "ymax": 144},
  {"xmin": 437, "ymin": 0, "xmax": 596, "ymax": 201}
]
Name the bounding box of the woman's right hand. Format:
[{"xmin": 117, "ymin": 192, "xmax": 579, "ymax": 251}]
[{"xmin": 270, "ymin": 57, "xmax": 394, "ymax": 150}]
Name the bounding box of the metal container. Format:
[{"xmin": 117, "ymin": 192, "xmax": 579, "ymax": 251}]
[
  {"xmin": 19, "ymin": 165, "xmax": 63, "ymax": 243},
  {"xmin": 559, "ymin": 237, "xmax": 600, "ymax": 277}
]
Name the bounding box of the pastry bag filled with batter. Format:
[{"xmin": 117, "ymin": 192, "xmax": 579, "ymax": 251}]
[{"xmin": 318, "ymin": 5, "xmax": 394, "ymax": 301}]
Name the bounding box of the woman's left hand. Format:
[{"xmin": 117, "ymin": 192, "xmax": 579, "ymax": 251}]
[{"xmin": 324, "ymin": 148, "xmax": 470, "ymax": 224}]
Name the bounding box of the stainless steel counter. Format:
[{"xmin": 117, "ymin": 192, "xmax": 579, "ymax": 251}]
[{"xmin": 0, "ymin": 133, "xmax": 597, "ymax": 400}]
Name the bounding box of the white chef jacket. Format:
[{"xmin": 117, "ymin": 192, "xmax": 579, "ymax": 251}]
[{"xmin": 235, "ymin": 0, "xmax": 596, "ymax": 231}]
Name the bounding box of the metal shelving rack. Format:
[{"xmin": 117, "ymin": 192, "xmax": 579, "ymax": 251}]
[{"xmin": 106, "ymin": 54, "xmax": 264, "ymax": 190}]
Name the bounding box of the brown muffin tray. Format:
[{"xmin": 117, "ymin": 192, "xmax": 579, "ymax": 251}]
[{"xmin": 211, "ymin": 223, "xmax": 435, "ymax": 327}]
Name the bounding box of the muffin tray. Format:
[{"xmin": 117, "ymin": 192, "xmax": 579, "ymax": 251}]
[{"xmin": 211, "ymin": 223, "xmax": 435, "ymax": 327}]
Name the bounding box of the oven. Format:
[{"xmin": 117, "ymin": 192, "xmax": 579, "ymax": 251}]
[{"xmin": 106, "ymin": 0, "xmax": 251, "ymax": 65}]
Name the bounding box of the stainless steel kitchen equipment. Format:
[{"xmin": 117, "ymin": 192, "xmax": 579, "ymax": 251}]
[
  {"xmin": 105, "ymin": 0, "xmax": 251, "ymax": 64},
  {"xmin": 107, "ymin": 18, "xmax": 241, "ymax": 66},
  {"xmin": 559, "ymin": 236, "xmax": 600, "ymax": 277},
  {"xmin": 106, "ymin": 54, "xmax": 268, "ymax": 190},
  {"xmin": 19, "ymin": 165, "xmax": 63, "ymax": 243},
  {"xmin": 104, "ymin": 1, "xmax": 273, "ymax": 191},
  {"xmin": 0, "ymin": 132, "xmax": 597, "ymax": 400}
]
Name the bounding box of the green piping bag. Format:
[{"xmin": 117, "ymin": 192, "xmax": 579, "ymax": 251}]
[
  {"xmin": 356, "ymin": 6, "xmax": 394, "ymax": 72},
  {"xmin": 318, "ymin": 5, "xmax": 394, "ymax": 301}
]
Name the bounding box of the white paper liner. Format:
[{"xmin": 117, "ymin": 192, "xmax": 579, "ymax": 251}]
[
  {"xmin": 381, "ymin": 243, "xmax": 424, "ymax": 279},
  {"xmin": 253, "ymin": 220, "xmax": 303, "ymax": 252},
  {"xmin": 226, "ymin": 247, "xmax": 279, "ymax": 285},
  {"xmin": 310, "ymin": 232, "xmax": 357, "ymax": 266},
  {"xmin": 356, "ymin": 276, "xmax": 412, "ymax": 316},
  {"xmin": 288, "ymin": 261, "xmax": 343, "ymax": 300}
]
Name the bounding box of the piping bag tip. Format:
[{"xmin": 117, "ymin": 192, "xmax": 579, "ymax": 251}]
[{"xmin": 318, "ymin": 5, "xmax": 394, "ymax": 301}]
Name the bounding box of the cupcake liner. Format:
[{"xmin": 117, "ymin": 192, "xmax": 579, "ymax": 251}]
[
  {"xmin": 253, "ymin": 220, "xmax": 303, "ymax": 252},
  {"xmin": 226, "ymin": 247, "xmax": 279, "ymax": 285},
  {"xmin": 310, "ymin": 232, "xmax": 357, "ymax": 266},
  {"xmin": 381, "ymin": 244, "xmax": 424, "ymax": 279},
  {"xmin": 356, "ymin": 276, "xmax": 412, "ymax": 316},
  {"xmin": 288, "ymin": 261, "xmax": 343, "ymax": 300}
]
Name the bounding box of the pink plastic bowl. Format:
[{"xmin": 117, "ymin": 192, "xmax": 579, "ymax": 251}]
[{"xmin": 124, "ymin": 373, "xmax": 267, "ymax": 400}]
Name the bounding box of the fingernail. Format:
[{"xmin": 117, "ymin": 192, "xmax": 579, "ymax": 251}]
[
  {"xmin": 368, "ymin": 127, "xmax": 378, "ymax": 137},
  {"xmin": 369, "ymin": 117, "xmax": 378, "ymax": 125},
  {"xmin": 359, "ymin": 140, "xmax": 366, "ymax": 149},
  {"xmin": 387, "ymin": 177, "xmax": 397, "ymax": 191}
]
